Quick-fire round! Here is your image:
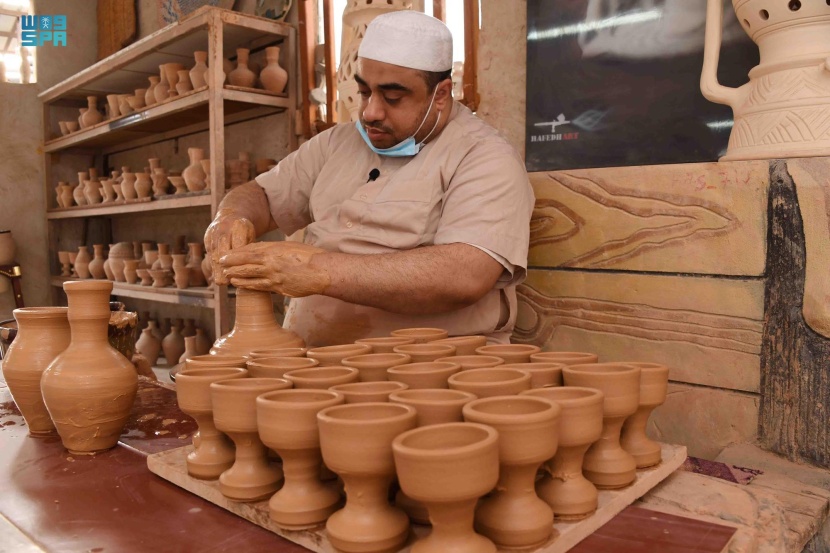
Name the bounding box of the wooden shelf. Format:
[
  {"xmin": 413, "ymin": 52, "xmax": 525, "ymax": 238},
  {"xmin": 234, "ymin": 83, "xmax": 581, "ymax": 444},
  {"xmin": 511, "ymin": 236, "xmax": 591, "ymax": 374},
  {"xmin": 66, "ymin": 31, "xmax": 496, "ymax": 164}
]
[
  {"xmin": 51, "ymin": 277, "xmax": 216, "ymax": 308},
  {"xmin": 47, "ymin": 192, "xmax": 211, "ymax": 219}
]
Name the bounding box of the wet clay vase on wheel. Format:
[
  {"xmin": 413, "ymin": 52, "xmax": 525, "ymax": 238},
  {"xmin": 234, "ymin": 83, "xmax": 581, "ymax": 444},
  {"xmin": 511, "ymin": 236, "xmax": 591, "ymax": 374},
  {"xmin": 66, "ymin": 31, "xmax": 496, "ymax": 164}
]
[
  {"xmin": 341, "ymin": 352, "xmax": 411, "ymax": 382},
  {"xmin": 563, "ymin": 363, "xmax": 641, "ymax": 489},
  {"xmin": 393, "ymin": 423, "xmax": 500, "ymax": 553},
  {"xmin": 211, "ymin": 288, "xmax": 303, "ymax": 356},
  {"xmin": 329, "ymin": 381, "xmax": 409, "ymax": 404},
  {"xmin": 620, "ymin": 362, "xmax": 670, "ymax": 468},
  {"xmin": 463, "ymin": 396, "xmax": 560, "ymax": 549},
  {"xmin": 390, "ymin": 327, "xmax": 448, "ymax": 344},
  {"xmin": 245, "ymin": 356, "xmax": 319, "ymax": 379},
  {"xmin": 318, "ymin": 402, "xmax": 417, "ymax": 553},
  {"xmin": 176, "ymin": 366, "xmax": 247, "ymax": 479},
  {"xmin": 475, "ymin": 344, "xmax": 541, "ymax": 364},
  {"xmin": 41, "ymin": 281, "xmax": 138, "ymax": 455},
  {"xmin": 211, "ymin": 377, "xmax": 292, "ymax": 501},
  {"xmin": 387, "ymin": 361, "xmax": 462, "ymax": 390},
  {"xmin": 256, "ymin": 389, "xmax": 345, "ymax": 528},
  {"xmin": 530, "ymin": 351, "xmax": 598, "ymax": 365},
  {"xmin": 2, "ymin": 307, "xmax": 70, "ymax": 436},
  {"xmin": 521, "ymin": 386, "xmax": 604, "ymax": 519},
  {"xmin": 354, "ymin": 336, "xmax": 415, "ymax": 353},
  {"xmin": 448, "ymin": 367, "xmax": 532, "ymax": 399},
  {"xmin": 306, "ymin": 343, "xmax": 371, "ymax": 366}
]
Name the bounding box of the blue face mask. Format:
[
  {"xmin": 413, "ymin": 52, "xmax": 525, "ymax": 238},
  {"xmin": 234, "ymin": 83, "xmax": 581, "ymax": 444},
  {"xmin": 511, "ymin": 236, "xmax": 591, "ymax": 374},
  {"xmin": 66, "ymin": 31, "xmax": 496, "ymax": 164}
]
[{"xmin": 356, "ymin": 86, "xmax": 442, "ymax": 157}]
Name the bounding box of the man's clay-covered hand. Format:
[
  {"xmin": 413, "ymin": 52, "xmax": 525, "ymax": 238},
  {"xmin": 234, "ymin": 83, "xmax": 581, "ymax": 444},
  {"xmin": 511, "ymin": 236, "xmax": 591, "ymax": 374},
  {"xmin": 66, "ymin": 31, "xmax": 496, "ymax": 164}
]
[
  {"xmin": 218, "ymin": 241, "xmax": 330, "ymax": 298},
  {"xmin": 204, "ymin": 209, "xmax": 257, "ymax": 285}
]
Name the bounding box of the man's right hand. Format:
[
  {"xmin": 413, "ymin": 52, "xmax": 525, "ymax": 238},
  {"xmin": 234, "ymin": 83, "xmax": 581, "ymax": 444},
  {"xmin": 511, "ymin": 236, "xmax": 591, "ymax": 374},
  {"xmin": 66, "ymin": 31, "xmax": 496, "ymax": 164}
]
[{"xmin": 204, "ymin": 208, "xmax": 257, "ymax": 285}]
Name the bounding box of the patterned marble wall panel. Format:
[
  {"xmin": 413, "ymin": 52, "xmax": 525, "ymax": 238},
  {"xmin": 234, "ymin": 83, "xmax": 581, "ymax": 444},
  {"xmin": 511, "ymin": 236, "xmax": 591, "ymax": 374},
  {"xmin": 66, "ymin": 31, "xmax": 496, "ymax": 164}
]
[
  {"xmin": 515, "ymin": 270, "xmax": 764, "ymax": 393},
  {"xmin": 528, "ymin": 161, "xmax": 769, "ymax": 275}
]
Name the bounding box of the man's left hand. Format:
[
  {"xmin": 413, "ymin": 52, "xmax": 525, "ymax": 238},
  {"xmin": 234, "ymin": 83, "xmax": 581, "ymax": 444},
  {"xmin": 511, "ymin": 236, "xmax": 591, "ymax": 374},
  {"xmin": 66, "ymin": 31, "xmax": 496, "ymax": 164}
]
[{"xmin": 218, "ymin": 241, "xmax": 330, "ymax": 298}]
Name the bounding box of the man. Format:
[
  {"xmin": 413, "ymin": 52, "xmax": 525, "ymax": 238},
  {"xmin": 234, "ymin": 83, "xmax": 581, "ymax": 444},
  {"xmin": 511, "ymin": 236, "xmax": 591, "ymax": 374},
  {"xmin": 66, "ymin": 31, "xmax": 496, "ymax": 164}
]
[{"xmin": 207, "ymin": 10, "xmax": 534, "ymax": 346}]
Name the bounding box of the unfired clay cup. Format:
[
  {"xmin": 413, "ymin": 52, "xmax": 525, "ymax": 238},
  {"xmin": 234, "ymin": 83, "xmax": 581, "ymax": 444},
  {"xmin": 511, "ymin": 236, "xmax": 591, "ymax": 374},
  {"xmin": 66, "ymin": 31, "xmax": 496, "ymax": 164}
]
[
  {"xmin": 530, "ymin": 351, "xmax": 599, "ymax": 365},
  {"xmin": 341, "ymin": 352, "xmax": 412, "ymax": 382},
  {"xmin": 387, "ymin": 361, "xmax": 462, "ymax": 390},
  {"xmin": 329, "ymin": 381, "xmax": 409, "ymax": 404},
  {"xmin": 436, "ymin": 355, "xmax": 503, "ymax": 371},
  {"xmin": 390, "ymin": 327, "xmax": 449, "ymax": 344},
  {"xmin": 249, "ymin": 347, "xmax": 307, "ymax": 359},
  {"xmin": 448, "ymin": 368, "xmax": 532, "ymax": 398},
  {"xmin": 355, "ymin": 336, "xmax": 415, "ymax": 353},
  {"xmin": 619, "ymin": 362, "xmax": 670, "ymax": 468},
  {"xmin": 393, "ymin": 343, "xmax": 456, "ymax": 363},
  {"xmin": 499, "ymin": 362, "xmax": 565, "ymax": 388},
  {"xmin": 246, "ymin": 356, "xmax": 318, "ymax": 378},
  {"xmin": 307, "ymin": 343, "xmax": 371, "ymax": 366},
  {"xmin": 475, "ymin": 344, "xmax": 542, "ymax": 364},
  {"xmin": 284, "ymin": 366, "xmax": 359, "ymax": 389},
  {"xmin": 429, "ymin": 335, "xmax": 487, "ymax": 356}
]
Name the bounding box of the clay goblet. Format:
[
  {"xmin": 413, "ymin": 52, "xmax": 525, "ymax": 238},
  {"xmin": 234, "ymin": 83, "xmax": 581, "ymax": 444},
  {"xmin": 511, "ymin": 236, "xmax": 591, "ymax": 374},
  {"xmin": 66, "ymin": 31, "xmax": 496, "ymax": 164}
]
[
  {"xmin": 563, "ymin": 363, "xmax": 641, "ymax": 489},
  {"xmin": 390, "ymin": 327, "xmax": 449, "ymax": 343},
  {"xmin": 249, "ymin": 347, "xmax": 307, "ymax": 359},
  {"xmin": 387, "ymin": 361, "xmax": 462, "ymax": 390},
  {"xmin": 500, "ymin": 362, "xmax": 565, "ymax": 388},
  {"xmin": 149, "ymin": 268, "xmax": 172, "ymax": 288},
  {"xmin": 393, "ymin": 423, "xmax": 500, "ymax": 553},
  {"xmin": 620, "ymin": 362, "xmax": 670, "ymax": 468},
  {"xmin": 436, "ymin": 355, "xmax": 503, "ymax": 371},
  {"xmin": 475, "ymin": 344, "xmax": 542, "ymax": 364},
  {"xmin": 329, "ymin": 381, "xmax": 409, "ymax": 404},
  {"xmin": 175, "ymin": 367, "xmax": 247, "ymax": 479},
  {"xmin": 135, "ymin": 268, "xmax": 152, "ymax": 286},
  {"xmin": 530, "ymin": 351, "xmax": 599, "ymax": 365},
  {"xmin": 245, "ymin": 356, "xmax": 318, "ymax": 378},
  {"xmin": 521, "ymin": 386, "xmax": 604, "ymax": 519},
  {"xmin": 306, "ymin": 343, "xmax": 372, "ymax": 366},
  {"xmin": 257, "ymin": 389, "xmax": 345, "ymax": 528},
  {"xmin": 354, "ymin": 336, "xmax": 415, "ymax": 353},
  {"xmin": 168, "ymin": 175, "xmax": 188, "ymax": 195},
  {"xmin": 392, "ymin": 343, "xmax": 456, "ymax": 363},
  {"xmin": 211, "ymin": 377, "xmax": 292, "ymax": 500},
  {"xmin": 58, "ymin": 251, "xmax": 71, "ymax": 276},
  {"xmin": 448, "ymin": 368, "xmax": 532, "ymax": 398},
  {"xmin": 429, "ymin": 335, "xmax": 487, "ymax": 356},
  {"xmin": 283, "ymin": 366, "xmax": 359, "ymax": 389},
  {"xmin": 463, "ymin": 396, "xmax": 560, "ymax": 548},
  {"xmin": 318, "ymin": 403, "xmax": 417, "ymax": 553},
  {"xmin": 341, "ymin": 352, "xmax": 412, "ymax": 382}
]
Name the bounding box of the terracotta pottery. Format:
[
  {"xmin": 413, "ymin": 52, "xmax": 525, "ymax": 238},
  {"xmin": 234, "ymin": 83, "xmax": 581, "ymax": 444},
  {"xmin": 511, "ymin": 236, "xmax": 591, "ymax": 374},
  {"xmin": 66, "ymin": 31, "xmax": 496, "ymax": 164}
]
[
  {"xmin": 463, "ymin": 396, "xmax": 559, "ymax": 548},
  {"xmin": 154, "ymin": 65, "xmax": 170, "ymax": 102},
  {"xmin": 530, "ymin": 351, "xmax": 599, "ymax": 365},
  {"xmin": 500, "ymin": 362, "xmax": 565, "ymax": 388},
  {"xmin": 123, "ymin": 259, "xmax": 140, "ymax": 284},
  {"xmin": 211, "ymin": 288, "xmax": 304, "ymax": 355},
  {"xmin": 329, "ymin": 381, "xmax": 409, "ymax": 404},
  {"xmin": 162, "ymin": 63, "xmax": 186, "ymax": 97},
  {"xmin": 436, "ymin": 355, "xmax": 503, "ymax": 371},
  {"xmin": 151, "ymin": 168, "xmax": 169, "ymax": 197},
  {"xmin": 72, "ymin": 175, "xmax": 88, "ymax": 206},
  {"xmin": 185, "ymin": 354, "xmax": 248, "ymax": 371},
  {"xmin": 317, "ymin": 402, "xmax": 417, "ymax": 553},
  {"xmin": 521, "ymin": 386, "xmax": 604, "ymax": 520},
  {"xmin": 306, "ymin": 343, "xmax": 372, "ymax": 366},
  {"xmin": 211, "ymin": 377, "xmax": 291, "ymax": 500},
  {"xmin": 100, "ymin": 179, "xmax": 116, "ymax": 203},
  {"xmin": 387, "ymin": 361, "xmax": 462, "ymax": 390},
  {"xmin": 80, "ymin": 96, "xmax": 103, "ymax": 128},
  {"xmin": 393, "ymin": 423, "xmax": 500, "ymax": 553},
  {"xmin": 190, "ymin": 51, "xmax": 208, "ymax": 89},
  {"xmin": 620, "ymin": 362, "xmax": 670, "ymax": 468},
  {"xmin": 173, "ymin": 266, "xmax": 190, "ymax": 289},
  {"xmin": 257, "ymin": 389, "xmax": 345, "ymax": 528},
  {"xmin": 143, "ymin": 249, "xmax": 158, "ymax": 270},
  {"xmin": 60, "ymin": 184, "xmax": 75, "ymax": 207},
  {"xmin": 259, "ymin": 46, "xmax": 288, "ymax": 93},
  {"xmin": 121, "ymin": 171, "xmax": 138, "ymax": 201},
  {"xmin": 131, "ymin": 88, "xmax": 147, "ymax": 110},
  {"xmin": 429, "ymin": 335, "xmax": 487, "ymax": 356},
  {"xmin": 182, "ymin": 147, "xmax": 207, "ymax": 193},
  {"xmin": 283, "ymin": 366, "xmax": 359, "ymax": 390},
  {"xmin": 186, "ymin": 243, "xmax": 207, "ymax": 287},
  {"xmin": 201, "ymin": 254, "xmax": 213, "ymax": 286},
  {"xmin": 341, "ymin": 352, "xmax": 412, "ymax": 382},
  {"xmin": 193, "ymin": 328, "xmax": 211, "ymax": 355},
  {"xmin": 181, "ymin": 318, "xmax": 196, "ymax": 338},
  {"xmin": 249, "ymin": 346, "xmax": 307, "ymax": 359},
  {"xmin": 57, "ymin": 251, "xmax": 71, "ymax": 276},
  {"xmin": 562, "ymin": 363, "xmax": 641, "ymax": 489},
  {"xmin": 176, "ymin": 69, "xmax": 193, "ymax": 95},
  {"xmin": 149, "ymin": 269, "xmax": 172, "ymax": 288},
  {"xmin": 82, "ymin": 179, "xmax": 103, "ymax": 205},
  {"xmin": 390, "ymin": 327, "xmax": 448, "ymax": 344},
  {"xmin": 135, "ymin": 268, "xmax": 152, "ymax": 286},
  {"xmin": 102, "ymin": 257, "xmax": 115, "ymax": 281},
  {"xmin": 2, "ymin": 307, "xmax": 70, "ymax": 436},
  {"xmin": 118, "ymin": 94, "xmax": 133, "ymax": 115},
  {"xmin": 58, "ymin": 121, "xmax": 69, "ymax": 136},
  {"xmin": 145, "ymin": 76, "xmax": 159, "ymax": 105},
  {"xmin": 447, "ymin": 367, "xmax": 532, "ymax": 398},
  {"xmin": 475, "ymin": 344, "xmax": 542, "ymax": 364},
  {"xmin": 154, "ymin": 243, "xmax": 172, "ymax": 271},
  {"xmin": 134, "ymin": 172, "xmax": 152, "ymax": 198},
  {"xmin": 176, "ymin": 366, "xmax": 247, "ymax": 479},
  {"xmin": 135, "ymin": 322, "xmax": 162, "ymax": 365},
  {"xmin": 246, "ymin": 356, "xmax": 319, "ymax": 378},
  {"xmin": 74, "ymin": 246, "xmax": 91, "ymax": 279},
  {"xmin": 108, "ymin": 242, "xmax": 133, "ymax": 283},
  {"xmin": 65, "ymin": 121, "xmax": 79, "ymax": 133},
  {"xmin": 198, "ymin": 159, "xmax": 211, "ymax": 191},
  {"xmin": 392, "ymin": 343, "xmax": 456, "ymax": 363},
  {"xmin": 388, "ymin": 388, "xmax": 477, "ymax": 427},
  {"xmin": 354, "ymin": 336, "xmax": 416, "ymax": 353},
  {"xmin": 106, "ymin": 94, "xmax": 121, "ymax": 119},
  {"xmin": 41, "ymin": 281, "xmax": 138, "ymax": 455},
  {"xmin": 162, "ymin": 321, "xmax": 186, "ymax": 365},
  {"xmin": 229, "ymin": 48, "xmax": 257, "ymax": 88},
  {"xmin": 88, "ymin": 245, "xmax": 106, "ymax": 279}
]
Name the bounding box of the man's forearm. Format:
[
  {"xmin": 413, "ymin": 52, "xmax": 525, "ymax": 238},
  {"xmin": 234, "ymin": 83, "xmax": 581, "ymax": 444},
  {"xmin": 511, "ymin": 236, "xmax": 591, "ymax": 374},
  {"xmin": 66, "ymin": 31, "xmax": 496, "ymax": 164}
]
[{"xmin": 217, "ymin": 181, "xmax": 278, "ymax": 236}]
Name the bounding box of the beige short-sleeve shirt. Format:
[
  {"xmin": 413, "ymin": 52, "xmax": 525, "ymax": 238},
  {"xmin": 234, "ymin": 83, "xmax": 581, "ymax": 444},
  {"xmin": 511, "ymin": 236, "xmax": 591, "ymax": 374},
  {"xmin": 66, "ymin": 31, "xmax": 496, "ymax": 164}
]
[{"xmin": 255, "ymin": 102, "xmax": 534, "ymax": 347}]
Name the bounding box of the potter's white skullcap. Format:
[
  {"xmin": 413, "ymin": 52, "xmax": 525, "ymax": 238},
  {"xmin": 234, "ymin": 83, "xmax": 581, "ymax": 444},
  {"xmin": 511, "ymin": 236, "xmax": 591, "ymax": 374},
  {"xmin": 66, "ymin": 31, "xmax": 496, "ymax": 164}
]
[{"xmin": 359, "ymin": 11, "xmax": 453, "ymax": 72}]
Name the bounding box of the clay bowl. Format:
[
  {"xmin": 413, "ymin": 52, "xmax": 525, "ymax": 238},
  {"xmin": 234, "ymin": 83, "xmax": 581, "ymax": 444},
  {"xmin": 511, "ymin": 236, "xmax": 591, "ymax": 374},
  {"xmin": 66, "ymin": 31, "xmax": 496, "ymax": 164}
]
[
  {"xmin": 65, "ymin": 121, "xmax": 79, "ymax": 133},
  {"xmin": 386, "ymin": 361, "xmax": 462, "ymax": 390},
  {"xmin": 392, "ymin": 343, "xmax": 456, "ymax": 363},
  {"xmin": 500, "ymin": 362, "xmax": 565, "ymax": 388},
  {"xmin": 329, "ymin": 381, "xmax": 409, "ymax": 404},
  {"xmin": 530, "ymin": 351, "xmax": 599, "ymax": 365},
  {"xmin": 436, "ymin": 355, "xmax": 504, "ymax": 370},
  {"xmin": 185, "ymin": 354, "xmax": 249, "ymax": 371},
  {"xmin": 448, "ymin": 367, "xmax": 532, "ymax": 398},
  {"xmin": 148, "ymin": 268, "xmax": 172, "ymax": 287},
  {"xmin": 354, "ymin": 336, "xmax": 415, "ymax": 353},
  {"xmin": 390, "ymin": 327, "xmax": 449, "ymax": 344},
  {"xmin": 249, "ymin": 347, "xmax": 307, "ymax": 359},
  {"xmin": 389, "ymin": 388, "xmax": 477, "ymax": 427},
  {"xmin": 429, "ymin": 335, "xmax": 487, "ymax": 356},
  {"xmin": 475, "ymin": 344, "xmax": 542, "ymax": 364},
  {"xmin": 246, "ymin": 356, "xmax": 319, "ymax": 378},
  {"xmin": 284, "ymin": 366, "xmax": 360, "ymax": 389},
  {"xmin": 341, "ymin": 352, "xmax": 412, "ymax": 382},
  {"xmin": 306, "ymin": 343, "xmax": 372, "ymax": 366}
]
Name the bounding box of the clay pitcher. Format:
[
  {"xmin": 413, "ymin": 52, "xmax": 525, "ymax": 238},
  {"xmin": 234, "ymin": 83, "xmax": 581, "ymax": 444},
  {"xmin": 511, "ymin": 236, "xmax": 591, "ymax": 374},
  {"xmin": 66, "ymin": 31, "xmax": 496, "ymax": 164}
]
[
  {"xmin": 259, "ymin": 46, "xmax": 288, "ymax": 93},
  {"xmin": 620, "ymin": 362, "xmax": 670, "ymax": 468},
  {"xmin": 79, "ymin": 96, "xmax": 102, "ymax": 128},
  {"xmin": 190, "ymin": 51, "xmax": 208, "ymax": 88},
  {"xmin": 2, "ymin": 307, "xmax": 70, "ymax": 435},
  {"xmin": 181, "ymin": 147, "xmax": 207, "ymax": 192},
  {"xmin": 40, "ymin": 281, "xmax": 139, "ymax": 455},
  {"xmin": 87, "ymin": 244, "xmax": 106, "ymax": 279},
  {"xmin": 228, "ymin": 48, "xmax": 256, "ymax": 88},
  {"xmin": 211, "ymin": 288, "xmax": 304, "ymax": 355},
  {"xmin": 393, "ymin": 423, "xmax": 500, "ymax": 553}
]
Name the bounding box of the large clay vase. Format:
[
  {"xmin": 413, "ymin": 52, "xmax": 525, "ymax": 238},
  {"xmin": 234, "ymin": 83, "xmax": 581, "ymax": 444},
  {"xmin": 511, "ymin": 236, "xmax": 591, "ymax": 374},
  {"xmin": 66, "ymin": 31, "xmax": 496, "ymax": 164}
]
[
  {"xmin": 80, "ymin": 96, "xmax": 103, "ymax": 128},
  {"xmin": 387, "ymin": 361, "xmax": 462, "ymax": 390},
  {"xmin": 256, "ymin": 389, "xmax": 345, "ymax": 528},
  {"xmin": 430, "ymin": 335, "xmax": 487, "ymax": 356},
  {"xmin": 41, "ymin": 281, "xmax": 138, "ymax": 455},
  {"xmin": 87, "ymin": 245, "xmax": 106, "ymax": 279},
  {"xmin": 318, "ymin": 403, "xmax": 417, "ymax": 553},
  {"xmin": 392, "ymin": 343, "xmax": 456, "ymax": 363},
  {"xmin": 530, "ymin": 351, "xmax": 598, "ymax": 365},
  {"xmin": 135, "ymin": 323, "xmax": 162, "ymax": 366},
  {"xmin": 176, "ymin": 366, "xmax": 247, "ymax": 479},
  {"xmin": 2, "ymin": 307, "xmax": 70, "ymax": 436},
  {"xmin": 341, "ymin": 352, "xmax": 412, "ymax": 382},
  {"xmin": 329, "ymin": 381, "xmax": 409, "ymax": 404},
  {"xmin": 283, "ymin": 366, "xmax": 359, "ymax": 390},
  {"xmin": 463, "ymin": 396, "xmax": 560, "ymax": 548},
  {"xmin": 228, "ymin": 48, "xmax": 256, "ymax": 88},
  {"xmin": 211, "ymin": 288, "xmax": 304, "ymax": 355},
  {"xmin": 162, "ymin": 320, "xmax": 186, "ymax": 365},
  {"xmin": 521, "ymin": 386, "xmax": 604, "ymax": 520},
  {"xmin": 186, "ymin": 242, "xmax": 207, "ymax": 287},
  {"xmin": 563, "ymin": 363, "xmax": 641, "ymax": 489},
  {"xmin": 354, "ymin": 336, "xmax": 415, "ymax": 353},
  {"xmin": 390, "ymin": 327, "xmax": 448, "ymax": 344},
  {"xmin": 74, "ymin": 246, "xmax": 92, "ymax": 279},
  {"xmin": 620, "ymin": 362, "xmax": 670, "ymax": 468},
  {"xmin": 245, "ymin": 356, "xmax": 319, "ymax": 379},
  {"xmin": 475, "ymin": 344, "xmax": 541, "ymax": 364},
  {"xmin": 306, "ymin": 343, "xmax": 372, "ymax": 366},
  {"xmin": 182, "ymin": 148, "xmax": 207, "ymax": 192},
  {"xmin": 393, "ymin": 423, "xmax": 500, "ymax": 553},
  {"xmin": 190, "ymin": 51, "xmax": 208, "ymax": 89},
  {"xmin": 211, "ymin": 377, "xmax": 292, "ymax": 500},
  {"xmin": 448, "ymin": 367, "xmax": 532, "ymax": 398},
  {"xmin": 436, "ymin": 355, "xmax": 503, "ymax": 371},
  {"xmin": 500, "ymin": 362, "xmax": 565, "ymax": 388},
  {"xmin": 259, "ymin": 46, "xmax": 288, "ymax": 93}
]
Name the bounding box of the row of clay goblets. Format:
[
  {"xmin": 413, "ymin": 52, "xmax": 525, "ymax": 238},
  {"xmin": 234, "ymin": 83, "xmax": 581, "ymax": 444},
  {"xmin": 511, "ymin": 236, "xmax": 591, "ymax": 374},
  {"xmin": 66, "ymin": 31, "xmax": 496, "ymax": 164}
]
[
  {"xmin": 135, "ymin": 317, "xmax": 211, "ymax": 367},
  {"xmin": 71, "ymin": 242, "xmax": 208, "ymax": 288}
]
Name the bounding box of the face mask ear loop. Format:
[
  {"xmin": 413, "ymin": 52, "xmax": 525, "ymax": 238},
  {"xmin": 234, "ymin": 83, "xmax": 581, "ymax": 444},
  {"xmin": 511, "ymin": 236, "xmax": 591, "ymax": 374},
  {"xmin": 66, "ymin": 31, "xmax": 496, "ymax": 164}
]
[
  {"xmin": 417, "ymin": 109, "xmax": 442, "ymax": 148},
  {"xmin": 411, "ymin": 85, "xmax": 439, "ymax": 140}
]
